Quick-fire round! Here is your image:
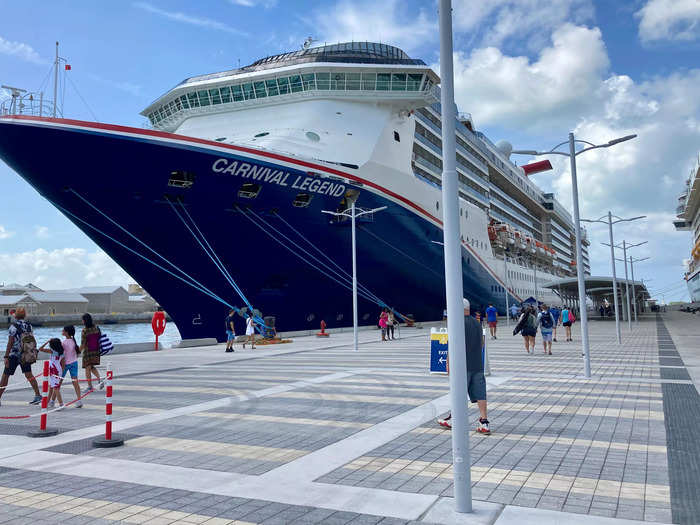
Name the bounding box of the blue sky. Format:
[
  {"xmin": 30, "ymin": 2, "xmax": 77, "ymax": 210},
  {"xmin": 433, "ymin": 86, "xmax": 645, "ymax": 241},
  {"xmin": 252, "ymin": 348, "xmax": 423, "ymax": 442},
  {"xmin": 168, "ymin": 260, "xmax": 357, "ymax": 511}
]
[{"xmin": 1, "ymin": 0, "xmax": 699, "ymax": 302}]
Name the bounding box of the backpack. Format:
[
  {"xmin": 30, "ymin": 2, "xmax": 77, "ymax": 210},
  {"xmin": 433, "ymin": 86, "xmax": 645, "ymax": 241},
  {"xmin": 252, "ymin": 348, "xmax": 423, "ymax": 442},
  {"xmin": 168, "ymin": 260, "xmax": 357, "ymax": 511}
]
[
  {"xmin": 526, "ymin": 313, "xmax": 536, "ymax": 330},
  {"xmin": 14, "ymin": 322, "xmax": 38, "ymax": 365},
  {"xmin": 540, "ymin": 312, "xmax": 554, "ymax": 329}
]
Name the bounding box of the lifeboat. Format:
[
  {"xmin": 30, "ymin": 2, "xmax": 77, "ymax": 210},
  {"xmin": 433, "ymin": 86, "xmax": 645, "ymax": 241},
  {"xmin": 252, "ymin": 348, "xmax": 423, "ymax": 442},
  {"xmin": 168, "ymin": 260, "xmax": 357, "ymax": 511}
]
[
  {"xmin": 514, "ymin": 231, "xmax": 524, "ymax": 250},
  {"xmin": 487, "ymin": 225, "xmax": 497, "ymax": 242}
]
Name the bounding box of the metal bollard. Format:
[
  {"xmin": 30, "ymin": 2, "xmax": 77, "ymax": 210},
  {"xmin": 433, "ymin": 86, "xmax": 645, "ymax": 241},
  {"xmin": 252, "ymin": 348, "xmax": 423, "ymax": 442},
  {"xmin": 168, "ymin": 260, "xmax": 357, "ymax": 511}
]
[
  {"xmin": 27, "ymin": 360, "xmax": 59, "ymax": 437},
  {"xmin": 92, "ymin": 362, "xmax": 124, "ymax": 448}
]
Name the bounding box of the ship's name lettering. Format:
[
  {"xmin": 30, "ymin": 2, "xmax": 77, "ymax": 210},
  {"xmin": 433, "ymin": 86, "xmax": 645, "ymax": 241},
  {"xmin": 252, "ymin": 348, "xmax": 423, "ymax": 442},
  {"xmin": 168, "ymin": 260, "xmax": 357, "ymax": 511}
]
[{"xmin": 212, "ymin": 158, "xmax": 345, "ymax": 197}]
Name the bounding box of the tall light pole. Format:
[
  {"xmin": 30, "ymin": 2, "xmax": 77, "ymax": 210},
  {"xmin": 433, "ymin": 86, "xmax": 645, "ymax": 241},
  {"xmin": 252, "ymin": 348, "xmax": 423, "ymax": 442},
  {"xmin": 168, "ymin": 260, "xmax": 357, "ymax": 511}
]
[
  {"xmin": 504, "ymin": 251, "xmax": 510, "ymax": 327},
  {"xmin": 611, "ymin": 240, "xmax": 647, "ymax": 331},
  {"xmin": 512, "ymin": 133, "xmax": 637, "ymax": 378},
  {"xmin": 582, "ymin": 213, "xmax": 645, "ymax": 344},
  {"xmin": 439, "ymin": 0, "xmax": 472, "ymax": 513},
  {"xmin": 321, "ymin": 203, "xmax": 386, "ymax": 352},
  {"xmin": 629, "ymin": 256, "xmax": 649, "ymax": 322}
]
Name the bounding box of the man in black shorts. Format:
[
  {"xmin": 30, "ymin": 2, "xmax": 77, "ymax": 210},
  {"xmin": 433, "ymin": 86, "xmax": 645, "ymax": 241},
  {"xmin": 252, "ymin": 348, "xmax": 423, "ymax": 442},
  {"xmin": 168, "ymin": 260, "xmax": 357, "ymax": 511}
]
[
  {"xmin": 437, "ymin": 298, "xmax": 490, "ymax": 434},
  {"xmin": 0, "ymin": 308, "xmax": 41, "ymax": 406}
]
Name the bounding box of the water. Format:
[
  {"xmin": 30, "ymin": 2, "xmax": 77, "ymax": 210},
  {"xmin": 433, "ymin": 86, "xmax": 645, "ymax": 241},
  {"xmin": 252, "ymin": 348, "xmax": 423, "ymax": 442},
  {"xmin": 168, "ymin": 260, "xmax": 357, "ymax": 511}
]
[{"xmin": 0, "ymin": 321, "xmax": 182, "ymax": 349}]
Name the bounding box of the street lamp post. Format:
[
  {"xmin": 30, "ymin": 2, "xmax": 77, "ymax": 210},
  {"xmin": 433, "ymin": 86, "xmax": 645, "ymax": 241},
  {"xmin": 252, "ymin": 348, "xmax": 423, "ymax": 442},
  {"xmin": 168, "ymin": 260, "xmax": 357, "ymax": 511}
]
[
  {"xmin": 629, "ymin": 256, "xmax": 650, "ymax": 322},
  {"xmin": 504, "ymin": 252, "xmax": 510, "ymax": 327},
  {"xmin": 321, "ymin": 203, "xmax": 386, "ymax": 352},
  {"xmin": 512, "ymin": 133, "xmax": 637, "ymax": 378},
  {"xmin": 438, "ymin": 0, "xmax": 472, "ymax": 513},
  {"xmin": 612, "ymin": 240, "xmax": 647, "ymax": 332},
  {"xmin": 583, "ymin": 213, "xmax": 645, "ymax": 345}
]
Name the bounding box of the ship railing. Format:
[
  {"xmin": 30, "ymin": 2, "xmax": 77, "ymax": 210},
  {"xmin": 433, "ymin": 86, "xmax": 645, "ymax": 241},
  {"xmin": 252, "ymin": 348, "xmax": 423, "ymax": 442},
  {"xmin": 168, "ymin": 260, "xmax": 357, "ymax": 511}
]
[{"xmin": 0, "ymin": 91, "xmax": 60, "ymax": 118}]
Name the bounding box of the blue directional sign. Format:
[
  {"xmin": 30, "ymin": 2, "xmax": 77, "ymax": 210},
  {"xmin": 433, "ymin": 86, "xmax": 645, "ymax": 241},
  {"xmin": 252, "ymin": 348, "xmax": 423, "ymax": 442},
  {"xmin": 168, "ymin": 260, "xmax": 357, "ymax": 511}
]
[{"xmin": 430, "ymin": 328, "xmax": 448, "ymax": 374}]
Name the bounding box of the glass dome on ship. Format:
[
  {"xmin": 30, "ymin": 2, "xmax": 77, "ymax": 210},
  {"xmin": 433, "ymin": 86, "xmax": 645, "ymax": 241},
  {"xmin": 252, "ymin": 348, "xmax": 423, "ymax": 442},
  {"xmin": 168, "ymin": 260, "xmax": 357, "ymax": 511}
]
[{"xmin": 0, "ymin": 41, "xmax": 587, "ymax": 343}]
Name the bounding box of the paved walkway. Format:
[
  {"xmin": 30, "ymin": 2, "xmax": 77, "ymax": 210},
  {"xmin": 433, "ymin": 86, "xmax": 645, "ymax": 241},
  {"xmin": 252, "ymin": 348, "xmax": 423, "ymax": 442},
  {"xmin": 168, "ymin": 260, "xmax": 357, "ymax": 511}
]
[{"xmin": 0, "ymin": 313, "xmax": 697, "ymax": 524}]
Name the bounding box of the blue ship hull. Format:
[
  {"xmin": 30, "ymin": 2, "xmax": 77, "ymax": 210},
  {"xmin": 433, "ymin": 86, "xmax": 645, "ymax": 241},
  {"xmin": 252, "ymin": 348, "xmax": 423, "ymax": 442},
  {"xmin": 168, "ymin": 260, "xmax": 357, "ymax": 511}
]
[{"xmin": 0, "ymin": 117, "xmax": 517, "ymax": 341}]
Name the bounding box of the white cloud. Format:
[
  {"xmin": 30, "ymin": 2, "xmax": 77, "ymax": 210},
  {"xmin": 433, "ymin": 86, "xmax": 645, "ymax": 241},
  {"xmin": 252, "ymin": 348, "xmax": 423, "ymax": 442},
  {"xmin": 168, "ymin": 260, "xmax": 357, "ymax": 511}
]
[
  {"xmin": 0, "ymin": 248, "xmax": 132, "ymax": 290},
  {"xmin": 636, "ymin": 0, "xmax": 700, "ymax": 42},
  {"xmin": 133, "ymin": 2, "xmax": 249, "ymax": 36},
  {"xmin": 0, "ymin": 35, "xmax": 46, "ymax": 64},
  {"xmin": 453, "ymin": 0, "xmax": 594, "ymax": 51},
  {"xmin": 34, "ymin": 226, "xmax": 49, "ymax": 239},
  {"xmin": 0, "ymin": 225, "xmax": 15, "ymax": 240},
  {"xmin": 447, "ymin": 24, "xmax": 609, "ymax": 131},
  {"xmin": 308, "ymin": 0, "xmax": 434, "ymax": 53}
]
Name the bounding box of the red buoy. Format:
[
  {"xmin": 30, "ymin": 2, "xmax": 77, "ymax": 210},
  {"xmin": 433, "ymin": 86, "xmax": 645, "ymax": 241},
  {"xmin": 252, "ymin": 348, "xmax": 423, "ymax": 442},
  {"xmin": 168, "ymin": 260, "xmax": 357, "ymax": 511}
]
[{"xmin": 151, "ymin": 308, "xmax": 166, "ymax": 349}]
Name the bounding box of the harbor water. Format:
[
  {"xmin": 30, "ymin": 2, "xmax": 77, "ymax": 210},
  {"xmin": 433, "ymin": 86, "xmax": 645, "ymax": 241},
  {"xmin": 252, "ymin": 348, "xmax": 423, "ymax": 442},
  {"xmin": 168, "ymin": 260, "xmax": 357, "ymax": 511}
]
[{"xmin": 0, "ymin": 321, "xmax": 182, "ymax": 350}]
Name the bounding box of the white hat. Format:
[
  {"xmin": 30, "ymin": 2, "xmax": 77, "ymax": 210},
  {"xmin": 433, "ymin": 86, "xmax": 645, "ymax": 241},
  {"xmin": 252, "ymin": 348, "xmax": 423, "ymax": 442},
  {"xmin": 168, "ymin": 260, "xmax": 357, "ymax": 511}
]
[{"xmin": 463, "ymin": 298, "xmax": 470, "ymax": 309}]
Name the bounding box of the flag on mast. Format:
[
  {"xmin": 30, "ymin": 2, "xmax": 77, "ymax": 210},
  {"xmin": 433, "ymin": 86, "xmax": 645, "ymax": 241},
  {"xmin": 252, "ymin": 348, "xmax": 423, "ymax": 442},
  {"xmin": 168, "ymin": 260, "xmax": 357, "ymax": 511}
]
[{"xmin": 65, "ymin": 64, "xmax": 71, "ymax": 71}]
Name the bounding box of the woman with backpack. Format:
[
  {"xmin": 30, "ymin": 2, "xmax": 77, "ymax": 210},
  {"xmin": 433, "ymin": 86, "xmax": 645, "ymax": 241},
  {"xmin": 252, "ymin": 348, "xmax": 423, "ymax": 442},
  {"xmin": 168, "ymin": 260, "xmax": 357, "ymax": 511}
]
[
  {"xmin": 513, "ymin": 305, "xmax": 537, "ymax": 354},
  {"xmin": 80, "ymin": 313, "xmax": 102, "ymax": 392},
  {"xmin": 0, "ymin": 308, "xmax": 41, "ymax": 406}
]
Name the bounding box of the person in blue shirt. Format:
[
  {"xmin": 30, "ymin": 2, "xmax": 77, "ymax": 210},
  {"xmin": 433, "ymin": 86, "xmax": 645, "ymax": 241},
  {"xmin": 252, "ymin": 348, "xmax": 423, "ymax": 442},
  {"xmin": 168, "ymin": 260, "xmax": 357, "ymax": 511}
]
[
  {"xmin": 550, "ymin": 305, "xmax": 561, "ymax": 342},
  {"xmin": 485, "ymin": 303, "xmax": 498, "ymax": 339}
]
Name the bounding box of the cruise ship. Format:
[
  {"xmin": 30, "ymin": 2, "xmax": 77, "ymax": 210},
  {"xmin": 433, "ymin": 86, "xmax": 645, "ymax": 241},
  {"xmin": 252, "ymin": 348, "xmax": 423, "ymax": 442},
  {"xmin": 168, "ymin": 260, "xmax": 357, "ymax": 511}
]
[
  {"xmin": 673, "ymin": 157, "xmax": 700, "ymax": 303},
  {"xmin": 0, "ymin": 42, "xmax": 590, "ymax": 341}
]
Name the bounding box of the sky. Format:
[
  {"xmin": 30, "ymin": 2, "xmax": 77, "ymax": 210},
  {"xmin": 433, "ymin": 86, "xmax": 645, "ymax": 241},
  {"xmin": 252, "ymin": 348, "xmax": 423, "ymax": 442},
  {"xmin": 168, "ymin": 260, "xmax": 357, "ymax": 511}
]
[{"xmin": 1, "ymin": 0, "xmax": 699, "ymax": 302}]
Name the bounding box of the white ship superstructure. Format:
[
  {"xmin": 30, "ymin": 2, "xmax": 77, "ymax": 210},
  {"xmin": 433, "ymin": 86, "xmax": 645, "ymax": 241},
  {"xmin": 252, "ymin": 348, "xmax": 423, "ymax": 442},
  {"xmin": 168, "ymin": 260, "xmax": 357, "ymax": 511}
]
[{"xmin": 673, "ymin": 157, "xmax": 700, "ymax": 302}]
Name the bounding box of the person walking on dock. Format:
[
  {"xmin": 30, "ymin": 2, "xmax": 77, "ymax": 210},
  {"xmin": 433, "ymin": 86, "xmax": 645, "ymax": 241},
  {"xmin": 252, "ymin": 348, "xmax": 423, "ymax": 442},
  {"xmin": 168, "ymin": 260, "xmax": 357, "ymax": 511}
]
[
  {"xmin": 485, "ymin": 303, "xmax": 498, "ymax": 339},
  {"xmin": 561, "ymin": 306, "xmax": 573, "ymax": 342},
  {"xmin": 514, "ymin": 306, "xmax": 537, "ymax": 354},
  {"xmin": 510, "ymin": 303, "xmax": 519, "ymax": 321},
  {"xmin": 379, "ymin": 309, "xmax": 389, "ymax": 341},
  {"xmin": 437, "ymin": 298, "xmax": 490, "ymax": 434},
  {"xmin": 550, "ymin": 305, "xmax": 561, "ymax": 342},
  {"xmin": 387, "ymin": 310, "xmax": 397, "ymax": 340},
  {"xmin": 225, "ymin": 309, "xmax": 236, "ymax": 353},
  {"xmin": 537, "ymin": 304, "xmax": 555, "ymax": 355},
  {"xmin": 59, "ymin": 325, "xmax": 82, "ymax": 408},
  {"xmin": 0, "ymin": 308, "xmax": 41, "ymax": 406},
  {"xmin": 80, "ymin": 313, "xmax": 102, "ymax": 392},
  {"xmin": 243, "ymin": 315, "xmax": 256, "ymax": 349}
]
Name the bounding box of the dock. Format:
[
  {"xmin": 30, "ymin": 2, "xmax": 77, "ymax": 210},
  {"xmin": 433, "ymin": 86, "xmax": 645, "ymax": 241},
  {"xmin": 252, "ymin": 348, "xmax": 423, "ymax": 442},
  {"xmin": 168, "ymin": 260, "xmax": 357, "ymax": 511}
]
[{"xmin": 0, "ymin": 311, "xmax": 698, "ymax": 524}]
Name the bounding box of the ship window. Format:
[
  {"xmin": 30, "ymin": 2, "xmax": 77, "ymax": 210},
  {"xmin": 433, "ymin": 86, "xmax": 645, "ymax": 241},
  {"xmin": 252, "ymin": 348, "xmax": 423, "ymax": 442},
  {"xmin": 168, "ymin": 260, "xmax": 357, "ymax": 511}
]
[
  {"xmin": 293, "ymin": 193, "xmax": 313, "ymax": 208},
  {"xmin": 277, "ymin": 77, "xmax": 290, "ymax": 95},
  {"xmin": 220, "ymin": 86, "xmax": 232, "ymax": 104},
  {"xmin": 394, "ymin": 131, "xmax": 400, "ymax": 142},
  {"xmin": 332, "ymin": 73, "xmax": 345, "ymax": 90},
  {"xmin": 198, "ymin": 90, "xmax": 211, "ymax": 106},
  {"xmin": 306, "ymin": 131, "xmax": 320, "ymax": 142},
  {"xmin": 168, "ymin": 170, "xmax": 195, "ymax": 189},
  {"xmin": 242, "ymin": 83, "xmax": 255, "ymax": 100},
  {"xmin": 179, "ymin": 95, "xmax": 190, "ymax": 109},
  {"xmin": 238, "ymin": 183, "xmax": 261, "ymax": 199},
  {"xmin": 377, "ymin": 73, "xmax": 391, "ymax": 91},
  {"xmin": 289, "ymin": 75, "xmax": 303, "ymax": 92},
  {"xmin": 346, "ymin": 73, "xmax": 361, "ymax": 90},
  {"xmin": 254, "ymin": 81, "xmax": 267, "ymax": 98},
  {"xmin": 232, "ymin": 85, "xmax": 244, "ymax": 101},
  {"xmin": 361, "ymin": 72, "xmax": 376, "ymax": 90},
  {"xmin": 408, "ymin": 73, "xmax": 423, "ymax": 91},
  {"xmin": 314, "ymin": 73, "xmax": 328, "ymax": 90},
  {"xmin": 209, "ymin": 89, "xmax": 222, "ymax": 105},
  {"xmin": 254, "ymin": 132, "xmax": 269, "ymax": 138},
  {"xmin": 266, "ymin": 79, "xmax": 279, "ymax": 97},
  {"xmin": 391, "ymin": 73, "xmax": 407, "ymax": 91}
]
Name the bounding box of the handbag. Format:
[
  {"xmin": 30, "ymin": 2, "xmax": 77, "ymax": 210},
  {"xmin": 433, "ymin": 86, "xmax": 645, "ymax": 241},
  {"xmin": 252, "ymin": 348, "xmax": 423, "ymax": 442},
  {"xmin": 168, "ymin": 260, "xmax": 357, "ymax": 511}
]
[{"xmin": 99, "ymin": 333, "xmax": 114, "ymax": 356}]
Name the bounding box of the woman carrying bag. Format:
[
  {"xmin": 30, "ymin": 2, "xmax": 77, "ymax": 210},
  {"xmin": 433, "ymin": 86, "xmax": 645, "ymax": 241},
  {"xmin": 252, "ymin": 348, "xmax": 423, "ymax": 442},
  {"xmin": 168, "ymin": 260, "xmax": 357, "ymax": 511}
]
[{"xmin": 80, "ymin": 313, "xmax": 102, "ymax": 392}]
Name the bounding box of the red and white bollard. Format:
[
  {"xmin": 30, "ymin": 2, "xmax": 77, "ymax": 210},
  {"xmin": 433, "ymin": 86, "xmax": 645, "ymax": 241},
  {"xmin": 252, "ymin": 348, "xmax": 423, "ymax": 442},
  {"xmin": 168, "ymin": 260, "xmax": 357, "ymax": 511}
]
[
  {"xmin": 27, "ymin": 360, "xmax": 58, "ymax": 437},
  {"xmin": 92, "ymin": 362, "xmax": 123, "ymax": 448}
]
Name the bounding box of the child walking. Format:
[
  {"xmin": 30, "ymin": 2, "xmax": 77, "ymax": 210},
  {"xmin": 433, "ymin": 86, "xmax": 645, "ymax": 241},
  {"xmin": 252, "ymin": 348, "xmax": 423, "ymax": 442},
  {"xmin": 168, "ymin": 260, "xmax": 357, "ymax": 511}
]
[
  {"xmin": 39, "ymin": 338, "xmax": 64, "ymax": 410},
  {"xmin": 59, "ymin": 325, "xmax": 83, "ymax": 408}
]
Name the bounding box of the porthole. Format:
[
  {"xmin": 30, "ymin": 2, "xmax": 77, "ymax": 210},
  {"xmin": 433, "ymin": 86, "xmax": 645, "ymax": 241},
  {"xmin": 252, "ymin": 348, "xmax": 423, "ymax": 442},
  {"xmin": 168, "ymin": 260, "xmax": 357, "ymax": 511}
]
[
  {"xmin": 214, "ymin": 137, "xmax": 227, "ymax": 142},
  {"xmin": 254, "ymin": 132, "xmax": 269, "ymax": 138},
  {"xmin": 238, "ymin": 183, "xmax": 261, "ymax": 199},
  {"xmin": 306, "ymin": 131, "xmax": 320, "ymax": 142}
]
